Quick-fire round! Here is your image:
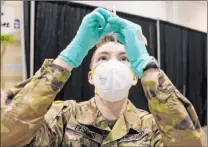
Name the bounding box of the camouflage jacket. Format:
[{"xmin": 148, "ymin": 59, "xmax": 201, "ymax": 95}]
[{"xmin": 1, "ymin": 59, "xmax": 206, "ymax": 147}]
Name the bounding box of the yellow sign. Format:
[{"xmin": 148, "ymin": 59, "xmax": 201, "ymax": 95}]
[{"xmin": 1, "ymin": 34, "xmax": 14, "ymax": 44}]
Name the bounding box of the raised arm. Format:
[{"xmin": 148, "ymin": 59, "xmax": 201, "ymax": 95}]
[
  {"xmin": 1, "ymin": 8, "xmax": 115, "ymax": 146},
  {"xmin": 1, "ymin": 59, "xmax": 71, "ymax": 146},
  {"xmin": 141, "ymin": 68, "xmax": 206, "ymax": 146},
  {"xmin": 106, "ymin": 16, "xmax": 206, "ymax": 146}
]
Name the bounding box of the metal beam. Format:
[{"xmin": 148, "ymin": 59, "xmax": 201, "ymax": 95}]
[
  {"xmin": 30, "ymin": 1, "xmax": 35, "ymax": 77},
  {"xmin": 20, "ymin": 1, "xmax": 27, "ymax": 80},
  {"xmin": 156, "ymin": 19, "xmax": 161, "ymax": 67}
]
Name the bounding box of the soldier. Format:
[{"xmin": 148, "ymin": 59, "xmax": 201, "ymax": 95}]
[{"xmin": 1, "ymin": 8, "xmax": 206, "ymax": 147}]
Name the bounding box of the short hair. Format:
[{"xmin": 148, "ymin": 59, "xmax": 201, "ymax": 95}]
[
  {"xmin": 90, "ymin": 33, "xmax": 122, "ymax": 70},
  {"xmin": 96, "ymin": 33, "xmax": 122, "ymax": 48}
]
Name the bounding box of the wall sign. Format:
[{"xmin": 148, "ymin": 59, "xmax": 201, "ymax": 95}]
[
  {"xmin": 14, "ymin": 18, "xmax": 20, "ymax": 29},
  {"xmin": 1, "ymin": 6, "xmax": 15, "ymax": 34},
  {"xmin": 1, "ymin": 34, "xmax": 14, "ymax": 44},
  {"xmin": 1, "ymin": 6, "xmax": 19, "ymax": 44}
]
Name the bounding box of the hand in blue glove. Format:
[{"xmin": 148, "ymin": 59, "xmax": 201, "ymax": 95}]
[
  {"xmin": 105, "ymin": 16, "xmax": 156, "ymax": 78},
  {"xmin": 58, "ymin": 8, "xmax": 114, "ymax": 68}
]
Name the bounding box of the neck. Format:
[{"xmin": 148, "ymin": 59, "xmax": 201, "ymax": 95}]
[{"xmin": 95, "ymin": 95, "xmax": 128, "ymax": 121}]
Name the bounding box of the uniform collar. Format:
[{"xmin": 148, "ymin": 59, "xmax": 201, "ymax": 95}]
[
  {"xmin": 76, "ymin": 97, "xmax": 142, "ymax": 145},
  {"xmin": 77, "ymin": 98, "xmax": 142, "ymax": 128}
]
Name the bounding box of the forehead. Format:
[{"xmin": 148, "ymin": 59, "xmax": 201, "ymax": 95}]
[
  {"xmin": 94, "ymin": 42, "xmax": 126, "ymax": 56},
  {"xmin": 90, "ymin": 42, "xmax": 127, "ymax": 70}
]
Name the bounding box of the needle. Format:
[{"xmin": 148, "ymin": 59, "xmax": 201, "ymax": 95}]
[
  {"xmin": 111, "ymin": 6, "xmax": 147, "ymax": 45},
  {"xmin": 113, "ymin": 6, "xmax": 116, "ymax": 15}
]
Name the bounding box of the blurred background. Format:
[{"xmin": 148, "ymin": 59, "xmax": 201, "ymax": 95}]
[{"xmin": 1, "ymin": 1, "xmax": 207, "ymax": 128}]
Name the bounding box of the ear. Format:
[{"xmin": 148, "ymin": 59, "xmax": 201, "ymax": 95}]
[
  {"xmin": 88, "ymin": 71, "xmax": 94, "ymax": 85},
  {"xmin": 132, "ymin": 75, "xmax": 138, "ymax": 86}
]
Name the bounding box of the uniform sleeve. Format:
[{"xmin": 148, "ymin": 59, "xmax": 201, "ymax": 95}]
[
  {"xmin": 1, "ymin": 59, "xmax": 71, "ymax": 146},
  {"xmin": 28, "ymin": 100, "xmax": 76, "ymax": 146},
  {"xmin": 141, "ymin": 68, "xmax": 206, "ymax": 147},
  {"xmin": 1, "ymin": 76, "xmax": 33, "ymax": 108}
]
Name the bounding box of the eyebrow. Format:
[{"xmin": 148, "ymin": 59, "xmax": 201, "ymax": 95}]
[
  {"xmin": 97, "ymin": 51, "xmax": 127, "ymax": 56},
  {"xmin": 118, "ymin": 51, "xmax": 127, "ymax": 55},
  {"xmin": 97, "ymin": 51, "xmax": 110, "ymax": 56}
]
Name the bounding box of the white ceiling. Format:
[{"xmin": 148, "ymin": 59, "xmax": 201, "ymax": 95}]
[{"xmin": 190, "ymin": 1, "xmax": 207, "ymax": 6}]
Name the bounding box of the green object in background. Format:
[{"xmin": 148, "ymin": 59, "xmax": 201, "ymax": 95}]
[{"xmin": 1, "ymin": 34, "xmax": 14, "ymax": 44}]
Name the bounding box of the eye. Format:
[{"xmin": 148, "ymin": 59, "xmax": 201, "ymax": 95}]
[
  {"xmin": 120, "ymin": 56, "xmax": 129, "ymax": 62},
  {"xmin": 98, "ymin": 56, "xmax": 108, "ymax": 61}
]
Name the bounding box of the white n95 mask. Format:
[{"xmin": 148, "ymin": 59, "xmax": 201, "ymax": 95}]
[{"xmin": 91, "ymin": 59, "xmax": 134, "ymax": 102}]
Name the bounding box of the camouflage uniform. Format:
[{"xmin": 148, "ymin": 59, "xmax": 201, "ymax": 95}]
[{"xmin": 1, "ymin": 59, "xmax": 206, "ymax": 147}]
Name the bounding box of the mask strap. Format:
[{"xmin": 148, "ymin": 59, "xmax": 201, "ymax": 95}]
[
  {"xmin": 126, "ymin": 91, "xmax": 130, "ymax": 97},
  {"xmin": 90, "ymin": 71, "xmax": 98, "ymax": 95},
  {"xmin": 89, "ymin": 70, "xmax": 96, "ymax": 75},
  {"xmin": 94, "ymin": 88, "xmax": 98, "ymax": 95}
]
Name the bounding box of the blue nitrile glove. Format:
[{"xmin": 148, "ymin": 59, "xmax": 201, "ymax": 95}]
[
  {"xmin": 58, "ymin": 8, "xmax": 114, "ymax": 68},
  {"xmin": 105, "ymin": 16, "xmax": 157, "ymax": 78}
]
